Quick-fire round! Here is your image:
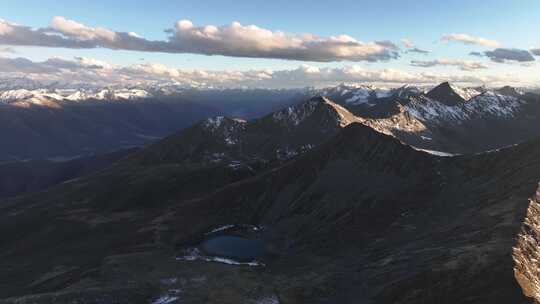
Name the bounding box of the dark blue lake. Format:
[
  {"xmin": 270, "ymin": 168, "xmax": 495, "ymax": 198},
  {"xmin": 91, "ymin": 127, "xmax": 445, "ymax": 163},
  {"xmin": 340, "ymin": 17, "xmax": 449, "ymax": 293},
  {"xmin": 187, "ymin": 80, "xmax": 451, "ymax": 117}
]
[{"xmin": 201, "ymin": 236, "xmax": 265, "ymax": 261}]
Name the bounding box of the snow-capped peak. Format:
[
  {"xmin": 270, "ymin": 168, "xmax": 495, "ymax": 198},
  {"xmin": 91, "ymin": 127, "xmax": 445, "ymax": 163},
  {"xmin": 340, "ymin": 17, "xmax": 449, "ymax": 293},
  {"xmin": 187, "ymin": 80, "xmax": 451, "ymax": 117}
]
[
  {"xmin": 270, "ymin": 96, "xmax": 360, "ymax": 128},
  {"xmin": 391, "ymin": 85, "xmax": 424, "ymax": 99},
  {"xmin": 318, "ymin": 83, "xmax": 393, "ymax": 106},
  {"xmin": 271, "ymin": 97, "xmax": 323, "ymax": 126},
  {"xmin": 0, "ymin": 89, "xmax": 35, "ymax": 102},
  {"xmin": 426, "ymin": 82, "xmax": 472, "ymax": 106},
  {"xmin": 496, "ymin": 86, "xmax": 523, "ymax": 97},
  {"xmin": 0, "ymin": 87, "xmax": 153, "ymax": 106},
  {"xmin": 448, "ymin": 83, "xmax": 482, "ymax": 101}
]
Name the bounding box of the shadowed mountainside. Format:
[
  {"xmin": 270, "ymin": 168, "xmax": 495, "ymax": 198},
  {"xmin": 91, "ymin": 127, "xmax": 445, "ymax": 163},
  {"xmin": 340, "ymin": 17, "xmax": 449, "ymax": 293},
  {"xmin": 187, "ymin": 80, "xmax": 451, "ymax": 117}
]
[
  {"xmin": 0, "ymin": 89, "xmax": 309, "ymax": 162},
  {"xmin": 1, "ymin": 121, "xmax": 540, "ymax": 303},
  {"xmin": 0, "ymin": 148, "xmax": 137, "ymax": 199}
]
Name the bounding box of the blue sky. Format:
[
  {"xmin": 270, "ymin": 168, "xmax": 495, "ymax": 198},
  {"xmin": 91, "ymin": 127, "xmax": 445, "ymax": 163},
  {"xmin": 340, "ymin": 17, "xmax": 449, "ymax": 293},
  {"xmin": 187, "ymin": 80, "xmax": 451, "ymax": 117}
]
[{"xmin": 0, "ymin": 0, "xmax": 539, "ymax": 87}]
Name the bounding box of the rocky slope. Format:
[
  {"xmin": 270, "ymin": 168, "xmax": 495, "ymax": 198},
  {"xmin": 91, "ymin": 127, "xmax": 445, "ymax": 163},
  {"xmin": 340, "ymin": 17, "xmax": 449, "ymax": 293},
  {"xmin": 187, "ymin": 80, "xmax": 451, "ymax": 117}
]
[
  {"xmin": 128, "ymin": 96, "xmax": 358, "ymax": 166},
  {"xmin": 1, "ymin": 121, "xmax": 540, "ymax": 303},
  {"xmin": 514, "ymin": 185, "xmax": 540, "ymax": 303},
  {"xmin": 321, "ymin": 83, "xmax": 540, "ymax": 154}
]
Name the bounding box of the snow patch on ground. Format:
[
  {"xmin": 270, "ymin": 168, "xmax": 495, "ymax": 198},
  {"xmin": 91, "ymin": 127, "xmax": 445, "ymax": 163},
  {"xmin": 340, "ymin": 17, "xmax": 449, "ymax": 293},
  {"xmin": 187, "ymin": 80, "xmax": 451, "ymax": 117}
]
[
  {"xmin": 176, "ymin": 248, "xmax": 264, "ymax": 267},
  {"xmin": 203, "ymin": 116, "xmax": 226, "ymax": 130},
  {"xmin": 477, "ymin": 143, "xmax": 520, "ymax": 154},
  {"xmin": 202, "ymin": 116, "xmax": 246, "ymax": 145},
  {"xmin": 151, "ymin": 295, "xmax": 179, "ymax": 304},
  {"xmin": 205, "ymin": 224, "xmax": 260, "ymax": 235},
  {"xmin": 206, "ymin": 224, "xmax": 236, "ymax": 235},
  {"xmin": 272, "ymin": 98, "xmax": 320, "ymax": 126},
  {"xmin": 414, "ymin": 148, "xmax": 457, "ymax": 157}
]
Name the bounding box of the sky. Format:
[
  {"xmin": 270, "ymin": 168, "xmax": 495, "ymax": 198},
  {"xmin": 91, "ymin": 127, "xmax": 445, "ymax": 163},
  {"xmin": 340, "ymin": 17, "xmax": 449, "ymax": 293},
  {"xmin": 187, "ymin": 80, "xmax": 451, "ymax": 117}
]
[{"xmin": 0, "ymin": 0, "xmax": 539, "ymax": 88}]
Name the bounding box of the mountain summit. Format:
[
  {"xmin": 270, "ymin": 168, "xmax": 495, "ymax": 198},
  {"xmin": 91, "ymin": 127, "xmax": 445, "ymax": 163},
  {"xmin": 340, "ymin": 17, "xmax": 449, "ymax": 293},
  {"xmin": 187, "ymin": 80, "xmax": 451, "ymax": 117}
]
[
  {"xmin": 129, "ymin": 96, "xmax": 361, "ymax": 166},
  {"xmin": 426, "ymin": 82, "xmax": 467, "ymax": 106}
]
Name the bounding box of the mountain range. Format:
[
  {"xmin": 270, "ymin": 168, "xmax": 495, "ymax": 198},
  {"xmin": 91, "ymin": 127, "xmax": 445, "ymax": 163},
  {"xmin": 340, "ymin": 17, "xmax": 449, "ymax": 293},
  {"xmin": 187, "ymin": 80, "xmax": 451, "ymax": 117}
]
[
  {"xmin": 2, "ymin": 83, "xmax": 540, "ymax": 303},
  {"xmin": 3, "ymin": 81, "xmax": 540, "ymax": 199},
  {"xmin": 0, "ymin": 87, "xmax": 308, "ymax": 161},
  {"xmin": 2, "ymin": 81, "xmax": 540, "ymax": 162}
]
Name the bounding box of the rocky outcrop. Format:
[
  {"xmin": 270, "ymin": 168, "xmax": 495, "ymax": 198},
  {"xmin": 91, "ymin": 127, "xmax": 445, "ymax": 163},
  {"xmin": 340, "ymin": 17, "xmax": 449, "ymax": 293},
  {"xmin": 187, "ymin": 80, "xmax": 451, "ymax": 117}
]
[
  {"xmin": 127, "ymin": 96, "xmax": 362, "ymax": 166},
  {"xmin": 514, "ymin": 184, "xmax": 540, "ymax": 303}
]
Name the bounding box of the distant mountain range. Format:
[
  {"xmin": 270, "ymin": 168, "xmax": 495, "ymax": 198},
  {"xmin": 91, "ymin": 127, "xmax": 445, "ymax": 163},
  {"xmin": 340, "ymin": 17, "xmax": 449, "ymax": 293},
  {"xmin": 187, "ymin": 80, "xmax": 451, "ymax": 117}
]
[
  {"xmin": 1, "ymin": 81, "xmax": 540, "ymax": 163},
  {"xmin": 126, "ymin": 81, "xmax": 540, "ymax": 163},
  {"xmin": 2, "ymin": 81, "xmax": 540, "ymax": 201},
  {"xmin": 0, "ymin": 87, "xmax": 309, "ymax": 161},
  {"xmin": 0, "ymin": 80, "xmax": 533, "ymax": 106}
]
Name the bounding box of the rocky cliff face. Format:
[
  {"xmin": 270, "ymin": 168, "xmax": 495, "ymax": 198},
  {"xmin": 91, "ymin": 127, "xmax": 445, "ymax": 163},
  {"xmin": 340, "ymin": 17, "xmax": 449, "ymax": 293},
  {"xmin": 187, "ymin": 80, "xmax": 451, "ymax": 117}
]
[
  {"xmin": 514, "ymin": 185, "xmax": 540, "ymax": 303},
  {"xmin": 324, "ymin": 83, "xmax": 540, "ymax": 155}
]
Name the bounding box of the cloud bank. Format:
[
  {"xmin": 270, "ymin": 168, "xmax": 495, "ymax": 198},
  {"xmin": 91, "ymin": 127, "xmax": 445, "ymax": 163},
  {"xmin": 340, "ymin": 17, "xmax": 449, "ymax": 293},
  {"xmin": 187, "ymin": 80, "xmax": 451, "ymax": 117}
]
[
  {"xmin": 408, "ymin": 48, "xmax": 430, "ymax": 55},
  {"xmin": 531, "ymin": 48, "xmax": 540, "ymax": 56},
  {"xmin": 0, "ymin": 47, "xmax": 16, "ymax": 53},
  {"xmin": 400, "ymin": 38, "xmax": 429, "ymax": 54},
  {"xmin": 400, "ymin": 38, "xmax": 415, "ymax": 49},
  {"xmin": 0, "ymin": 17, "xmax": 400, "ymax": 62},
  {"xmin": 0, "ymin": 56, "xmax": 518, "ymax": 88},
  {"xmin": 441, "ymin": 33, "xmax": 500, "ymax": 47},
  {"xmin": 484, "ymin": 48, "xmax": 535, "ymax": 63},
  {"xmin": 410, "ymin": 59, "xmax": 488, "ymax": 71},
  {"xmin": 469, "ymin": 48, "xmax": 535, "ymax": 63}
]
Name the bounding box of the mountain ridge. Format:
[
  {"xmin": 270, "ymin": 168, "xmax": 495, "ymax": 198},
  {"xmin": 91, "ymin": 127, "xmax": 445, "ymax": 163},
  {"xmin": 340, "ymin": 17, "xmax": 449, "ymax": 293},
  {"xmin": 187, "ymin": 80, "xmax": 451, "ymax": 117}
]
[
  {"xmin": 2, "ymin": 119, "xmax": 540, "ymax": 303},
  {"xmin": 127, "ymin": 96, "xmax": 360, "ymax": 166}
]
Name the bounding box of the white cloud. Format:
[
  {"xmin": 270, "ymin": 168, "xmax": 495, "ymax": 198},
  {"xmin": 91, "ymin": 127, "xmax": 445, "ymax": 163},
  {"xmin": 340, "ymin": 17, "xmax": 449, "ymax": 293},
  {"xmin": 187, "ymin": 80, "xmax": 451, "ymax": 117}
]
[
  {"xmin": 50, "ymin": 16, "xmax": 116, "ymax": 41},
  {"xmin": 400, "ymin": 38, "xmax": 429, "ymax": 54},
  {"xmin": 0, "ymin": 57, "xmax": 58, "ymax": 73},
  {"xmin": 401, "ymin": 38, "xmax": 415, "ymax": 48},
  {"xmin": 0, "ymin": 56, "xmax": 520, "ymax": 88},
  {"xmin": 127, "ymin": 32, "xmax": 142, "ymax": 38},
  {"xmin": 441, "ymin": 33, "xmax": 500, "ymax": 48},
  {"xmin": 167, "ymin": 20, "xmax": 400, "ymax": 61},
  {"xmin": 408, "ymin": 48, "xmax": 429, "ymax": 54},
  {"xmin": 410, "ymin": 58, "xmax": 488, "ymax": 71},
  {"xmin": 0, "ymin": 46, "xmax": 16, "ymax": 54},
  {"xmin": 0, "ymin": 21, "xmax": 14, "ymax": 35},
  {"xmin": 0, "ymin": 17, "xmax": 400, "ymax": 62}
]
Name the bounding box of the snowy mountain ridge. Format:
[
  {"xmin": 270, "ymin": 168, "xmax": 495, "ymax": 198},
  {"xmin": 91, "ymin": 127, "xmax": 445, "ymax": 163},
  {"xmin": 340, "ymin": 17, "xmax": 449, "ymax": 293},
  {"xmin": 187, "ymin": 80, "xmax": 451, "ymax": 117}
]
[
  {"xmin": 0, "ymin": 81, "xmax": 529, "ymax": 106},
  {"xmin": 0, "ymin": 88, "xmax": 152, "ymax": 105},
  {"xmin": 191, "ymin": 82, "xmax": 540, "ymax": 160},
  {"xmin": 405, "ymin": 91, "xmax": 524, "ymax": 124},
  {"xmin": 1, "ymin": 80, "xmax": 538, "ymax": 157}
]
